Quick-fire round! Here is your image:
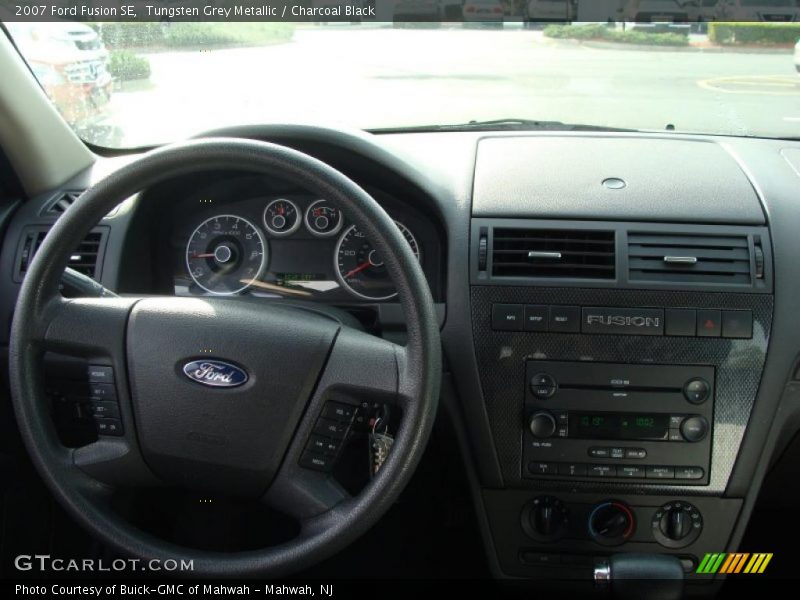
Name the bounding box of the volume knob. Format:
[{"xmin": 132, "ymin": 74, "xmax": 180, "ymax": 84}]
[{"xmin": 529, "ymin": 411, "xmax": 557, "ymax": 439}]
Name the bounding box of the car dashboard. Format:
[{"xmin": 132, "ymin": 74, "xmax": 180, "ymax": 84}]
[{"xmin": 2, "ymin": 126, "xmax": 800, "ymax": 588}]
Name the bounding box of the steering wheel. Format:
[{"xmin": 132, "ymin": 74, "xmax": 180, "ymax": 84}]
[{"xmin": 8, "ymin": 139, "xmax": 441, "ymax": 576}]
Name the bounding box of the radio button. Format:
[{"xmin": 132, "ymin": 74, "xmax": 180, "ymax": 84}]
[
  {"xmin": 680, "ymin": 416, "xmax": 709, "ymax": 442},
  {"xmin": 624, "ymin": 448, "xmax": 647, "ymax": 459},
  {"xmin": 588, "ymin": 447, "xmax": 610, "ymax": 458},
  {"xmin": 530, "ymin": 373, "xmax": 557, "ymax": 398},
  {"xmin": 528, "ymin": 461, "xmax": 558, "ymax": 475},
  {"xmin": 529, "ymin": 412, "xmax": 557, "ymax": 439},
  {"xmin": 618, "ymin": 465, "xmax": 646, "ymax": 478},
  {"xmin": 610, "ymin": 447, "xmax": 625, "ymax": 459},
  {"xmin": 555, "ymin": 411, "xmax": 569, "ymax": 425},
  {"xmin": 669, "ymin": 415, "xmax": 685, "ymax": 428},
  {"xmin": 675, "ymin": 466, "xmax": 705, "ymax": 480},
  {"xmin": 558, "ymin": 463, "xmax": 588, "ymax": 477},
  {"xmin": 683, "ymin": 378, "xmax": 710, "ymax": 404},
  {"xmin": 646, "ymin": 466, "xmax": 675, "ymax": 479},
  {"xmin": 588, "ymin": 465, "xmax": 617, "ymax": 477},
  {"xmin": 668, "ymin": 429, "xmax": 685, "ymax": 442}
]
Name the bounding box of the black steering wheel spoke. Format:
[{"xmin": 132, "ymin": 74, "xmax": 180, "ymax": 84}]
[{"xmin": 35, "ymin": 296, "xmax": 155, "ymax": 488}]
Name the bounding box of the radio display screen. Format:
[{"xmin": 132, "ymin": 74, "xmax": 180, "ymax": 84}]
[{"xmin": 571, "ymin": 412, "xmax": 669, "ymax": 441}]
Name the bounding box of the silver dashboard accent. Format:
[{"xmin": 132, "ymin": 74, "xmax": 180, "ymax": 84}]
[
  {"xmin": 528, "ymin": 251, "xmax": 562, "ymax": 259},
  {"xmin": 663, "ymin": 256, "xmax": 698, "ymax": 264}
]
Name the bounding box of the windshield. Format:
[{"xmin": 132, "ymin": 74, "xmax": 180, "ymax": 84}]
[{"xmin": 5, "ymin": 15, "xmax": 800, "ymax": 147}]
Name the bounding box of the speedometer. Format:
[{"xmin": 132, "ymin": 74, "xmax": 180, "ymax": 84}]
[
  {"xmin": 335, "ymin": 221, "xmax": 420, "ymax": 301},
  {"xmin": 185, "ymin": 215, "xmax": 267, "ymax": 295}
]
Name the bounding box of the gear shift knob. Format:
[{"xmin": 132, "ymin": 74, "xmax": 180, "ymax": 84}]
[{"xmin": 595, "ymin": 553, "xmax": 684, "ymax": 600}]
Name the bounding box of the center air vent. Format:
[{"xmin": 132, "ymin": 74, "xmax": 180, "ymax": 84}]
[
  {"xmin": 491, "ymin": 228, "xmax": 615, "ymax": 279},
  {"xmin": 14, "ymin": 227, "xmax": 108, "ymax": 283},
  {"xmin": 627, "ymin": 232, "xmax": 753, "ymax": 285}
]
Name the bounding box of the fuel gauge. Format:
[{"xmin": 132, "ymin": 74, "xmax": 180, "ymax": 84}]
[{"xmin": 263, "ymin": 198, "xmax": 301, "ymax": 236}]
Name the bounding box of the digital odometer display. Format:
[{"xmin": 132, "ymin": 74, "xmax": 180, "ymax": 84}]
[{"xmin": 570, "ymin": 412, "xmax": 669, "ymax": 441}]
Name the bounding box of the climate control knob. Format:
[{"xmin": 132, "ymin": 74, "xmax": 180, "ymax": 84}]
[
  {"xmin": 588, "ymin": 500, "xmax": 636, "ymax": 546},
  {"xmin": 522, "ymin": 495, "xmax": 569, "ymax": 542},
  {"xmin": 529, "ymin": 411, "xmax": 557, "ymax": 439},
  {"xmin": 652, "ymin": 501, "xmax": 703, "ymax": 548}
]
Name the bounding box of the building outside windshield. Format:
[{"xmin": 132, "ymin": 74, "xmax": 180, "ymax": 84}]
[{"xmin": 2, "ymin": 0, "xmax": 799, "ymax": 147}]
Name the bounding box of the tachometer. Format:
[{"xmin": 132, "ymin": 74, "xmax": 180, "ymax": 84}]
[
  {"xmin": 185, "ymin": 215, "xmax": 267, "ymax": 295},
  {"xmin": 335, "ymin": 221, "xmax": 420, "ymax": 301}
]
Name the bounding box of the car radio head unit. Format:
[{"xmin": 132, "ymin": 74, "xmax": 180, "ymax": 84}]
[{"xmin": 523, "ymin": 361, "xmax": 714, "ymax": 485}]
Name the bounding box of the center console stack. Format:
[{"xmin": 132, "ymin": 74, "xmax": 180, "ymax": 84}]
[{"xmin": 464, "ymin": 135, "xmax": 775, "ymax": 584}]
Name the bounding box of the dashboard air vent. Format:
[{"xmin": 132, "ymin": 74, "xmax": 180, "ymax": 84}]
[
  {"xmin": 43, "ymin": 191, "xmax": 83, "ymax": 216},
  {"xmin": 491, "ymin": 228, "xmax": 615, "ymax": 279},
  {"xmin": 14, "ymin": 227, "xmax": 107, "ymax": 283},
  {"xmin": 627, "ymin": 232, "xmax": 752, "ymax": 285}
]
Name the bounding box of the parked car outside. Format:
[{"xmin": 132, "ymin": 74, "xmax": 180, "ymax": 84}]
[{"xmin": 6, "ymin": 22, "xmax": 111, "ymax": 126}]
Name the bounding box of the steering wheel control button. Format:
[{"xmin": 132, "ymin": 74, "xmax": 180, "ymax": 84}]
[
  {"xmin": 88, "ymin": 383, "xmax": 116, "ymax": 401},
  {"xmin": 548, "ymin": 305, "xmax": 580, "ymax": 333},
  {"xmin": 95, "ymin": 418, "xmax": 123, "ymax": 436},
  {"xmin": 87, "ymin": 401, "xmax": 120, "ymax": 419},
  {"xmin": 588, "ymin": 501, "xmax": 635, "ymax": 546},
  {"xmin": 683, "ymin": 378, "xmax": 711, "ymax": 404},
  {"xmin": 680, "ymin": 416, "xmax": 709, "ymax": 442},
  {"xmin": 530, "ymin": 372, "xmax": 557, "ymax": 398},
  {"xmin": 652, "ymin": 502, "xmax": 703, "ymax": 548},
  {"xmin": 492, "ymin": 304, "xmax": 523, "ymax": 331},
  {"xmin": 646, "ymin": 466, "xmax": 675, "ymax": 479},
  {"xmin": 529, "ymin": 411, "xmax": 557, "ymax": 438},
  {"xmin": 675, "ymin": 466, "xmax": 704, "ymax": 480},
  {"xmin": 722, "ymin": 310, "xmax": 753, "ymax": 339},
  {"xmin": 87, "ymin": 365, "xmax": 114, "ymax": 383},
  {"xmin": 313, "ymin": 418, "xmax": 350, "ymax": 439},
  {"xmin": 299, "ymin": 451, "xmax": 334, "ymax": 473},
  {"xmin": 665, "ymin": 308, "xmax": 697, "ymax": 337},
  {"xmin": 696, "ymin": 309, "xmax": 722, "ymax": 337},
  {"xmin": 322, "ymin": 401, "xmax": 356, "ymax": 422},
  {"xmin": 523, "ymin": 305, "xmax": 548, "ymax": 331}
]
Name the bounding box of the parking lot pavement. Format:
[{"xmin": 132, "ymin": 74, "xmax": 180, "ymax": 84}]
[{"xmin": 97, "ymin": 26, "xmax": 799, "ymax": 147}]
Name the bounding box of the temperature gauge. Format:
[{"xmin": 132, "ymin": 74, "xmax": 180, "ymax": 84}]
[
  {"xmin": 305, "ymin": 199, "xmax": 343, "ymax": 237},
  {"xmin": 263, "ymin": 198, "xmax": 301, "ymax": 236}
]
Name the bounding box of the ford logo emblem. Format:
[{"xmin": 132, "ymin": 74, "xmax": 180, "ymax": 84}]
[{"xmin": 182, "ymin": 359, "xmax": 248, "ymax": 388}]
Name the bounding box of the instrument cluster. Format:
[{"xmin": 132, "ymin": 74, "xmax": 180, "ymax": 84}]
[{"xmin": 171, "ymin": 179, "xmax": 439, "ymax": 304}]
